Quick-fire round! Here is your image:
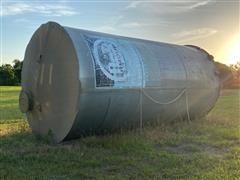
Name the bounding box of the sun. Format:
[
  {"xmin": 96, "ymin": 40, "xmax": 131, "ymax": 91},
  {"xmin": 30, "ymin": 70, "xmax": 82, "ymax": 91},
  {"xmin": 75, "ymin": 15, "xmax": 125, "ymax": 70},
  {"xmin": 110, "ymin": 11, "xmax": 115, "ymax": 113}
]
[{"xmin": 224, "ymin": 34, "xmax": 240, "ymax": 65}]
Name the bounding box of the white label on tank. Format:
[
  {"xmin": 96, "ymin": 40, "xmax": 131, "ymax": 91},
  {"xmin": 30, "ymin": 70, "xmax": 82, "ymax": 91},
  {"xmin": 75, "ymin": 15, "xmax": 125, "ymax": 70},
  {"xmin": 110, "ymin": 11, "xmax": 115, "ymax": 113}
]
[{"xmin": 84, "ymin": 34, "xmax": 144, "ymax": 88}]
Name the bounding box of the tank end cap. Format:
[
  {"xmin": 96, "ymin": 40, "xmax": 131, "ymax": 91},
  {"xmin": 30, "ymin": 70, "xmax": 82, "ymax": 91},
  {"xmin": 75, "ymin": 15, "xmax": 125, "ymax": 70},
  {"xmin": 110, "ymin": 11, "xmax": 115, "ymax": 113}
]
[{"xmin": 19, "ymin": 90, "xmax": 33, "ymax": 113}]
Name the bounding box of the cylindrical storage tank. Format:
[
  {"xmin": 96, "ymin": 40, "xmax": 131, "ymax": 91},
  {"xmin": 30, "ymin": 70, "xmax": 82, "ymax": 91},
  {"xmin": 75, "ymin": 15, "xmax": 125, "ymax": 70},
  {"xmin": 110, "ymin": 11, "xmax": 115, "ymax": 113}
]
[{"xmin": 20, "ymin": 22, "xmax": 220, "ymax": 142}]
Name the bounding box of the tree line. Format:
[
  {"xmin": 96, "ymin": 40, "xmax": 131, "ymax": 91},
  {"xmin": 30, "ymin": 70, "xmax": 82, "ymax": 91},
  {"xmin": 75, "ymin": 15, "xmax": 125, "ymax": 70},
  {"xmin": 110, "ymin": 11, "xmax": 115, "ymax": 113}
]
[
  {"xmin": 0, "ymin": 59, "xmax": 23, "ymax": 85},
  {"xmin": 0, "ymin": 59, "xmax": 239, "ymax": 88},
  {"xmin": 215, "ymin": 61, "xmax": 240, "ymax": 88}
]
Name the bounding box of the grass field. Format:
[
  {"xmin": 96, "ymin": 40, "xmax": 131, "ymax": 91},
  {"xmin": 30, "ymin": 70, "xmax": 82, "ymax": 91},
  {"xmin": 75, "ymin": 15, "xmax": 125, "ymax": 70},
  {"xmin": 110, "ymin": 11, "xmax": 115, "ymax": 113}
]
[{"xmin": 0, "ymin": 86, "xmax": 239, "ymax": 179}]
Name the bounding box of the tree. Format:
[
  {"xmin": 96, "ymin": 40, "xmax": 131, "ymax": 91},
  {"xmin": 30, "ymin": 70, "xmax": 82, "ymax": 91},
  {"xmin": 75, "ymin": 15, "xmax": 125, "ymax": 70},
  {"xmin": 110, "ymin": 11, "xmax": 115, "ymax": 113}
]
[
  {"xmin": 214, "ymin": 61, "xmax": 234, "ymax": 88},
  {"xmin": 0, "ymin": 64, "xmax": 16, "ymax": 85},
  {"xmin": 0, "ymin": 59, "xmax": 23, "ymax": 85},
  {"xmin": 12, "ymin": 59, "xmax": 23, "ymax": 84},
  {"xmin": 230, "ymin": 61, "xmax": 240, "ymax": 80},
  {"xmin": 228, "ymin": 61, "xmax": 240, "ymax": 89}
]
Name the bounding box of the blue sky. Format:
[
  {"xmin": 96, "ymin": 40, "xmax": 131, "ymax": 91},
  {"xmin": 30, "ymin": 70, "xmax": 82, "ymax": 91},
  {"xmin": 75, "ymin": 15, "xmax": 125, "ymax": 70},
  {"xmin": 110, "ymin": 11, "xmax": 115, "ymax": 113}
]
[{"xmin": 1, "ymin": 0, "xmax": 239, "ymax": 65}]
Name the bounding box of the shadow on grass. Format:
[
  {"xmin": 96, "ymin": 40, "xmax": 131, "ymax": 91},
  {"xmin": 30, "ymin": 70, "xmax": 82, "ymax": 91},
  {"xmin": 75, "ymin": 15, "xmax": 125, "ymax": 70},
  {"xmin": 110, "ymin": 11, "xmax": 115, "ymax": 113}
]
[{"xmin": 0, "ymin": 127, "xmax": 150, "ymax": 154}]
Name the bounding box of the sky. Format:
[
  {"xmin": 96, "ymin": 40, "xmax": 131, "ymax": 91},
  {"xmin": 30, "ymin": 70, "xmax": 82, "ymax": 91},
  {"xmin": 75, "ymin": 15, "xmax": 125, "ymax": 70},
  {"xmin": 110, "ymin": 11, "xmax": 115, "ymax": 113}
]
[{"xmin": 0, "ymin": 0, "xmax": 239, "ymax": 65}]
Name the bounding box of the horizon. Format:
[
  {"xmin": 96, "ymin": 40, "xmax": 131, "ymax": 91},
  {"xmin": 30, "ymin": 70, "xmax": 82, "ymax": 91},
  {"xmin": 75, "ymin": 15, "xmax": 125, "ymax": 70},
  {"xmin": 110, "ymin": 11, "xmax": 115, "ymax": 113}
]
[{"xmin": 1, "ymin": 1, "xmax": 239, "ymax": 65}]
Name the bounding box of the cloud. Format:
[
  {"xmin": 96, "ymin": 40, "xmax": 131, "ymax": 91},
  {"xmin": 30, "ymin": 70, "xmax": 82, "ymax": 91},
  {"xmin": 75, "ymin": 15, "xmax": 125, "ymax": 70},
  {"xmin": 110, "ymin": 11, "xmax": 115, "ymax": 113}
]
[
  {"xmin": 172, "ymin": 28, "xmax": 217, "ymax": 43},
  {"xmin": 120, "ymin": 22, "xmax": 142, "ymax": 28},
  {"xmin": 1, "ymin": 2, "xmax": 78, "ymax": 17},
  {"xmin": 188, "ymin": 0, "xmax": 212, "ymax": 9},
  {"xmin": 125, "ymin": 0, "xmax": 214, "ymax": 14},
  {"xmin": 97, "ymin": 25, "xmax": 116, "ymax": 33},
  {"xmin": 120, "ymin": 21, "xmax": 169, "ymax": 29},
  {"xmin": 125, "ymin": 1, "xmax": 142, "ymax": 9}
]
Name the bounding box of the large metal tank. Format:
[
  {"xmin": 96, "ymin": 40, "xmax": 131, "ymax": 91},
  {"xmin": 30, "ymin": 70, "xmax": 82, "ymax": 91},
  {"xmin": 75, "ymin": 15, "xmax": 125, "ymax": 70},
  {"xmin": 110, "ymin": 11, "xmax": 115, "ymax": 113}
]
[{"xmin": 19, "ymin": 21, "xmax": 220, "ymax": 142}]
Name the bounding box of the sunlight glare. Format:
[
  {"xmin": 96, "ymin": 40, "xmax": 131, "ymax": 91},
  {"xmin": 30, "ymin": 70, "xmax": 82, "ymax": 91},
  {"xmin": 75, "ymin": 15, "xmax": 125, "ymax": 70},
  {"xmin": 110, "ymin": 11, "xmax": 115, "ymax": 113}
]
[{"xmin": 224, "ymin": 34, "xmax": 240, "ymax": 64}]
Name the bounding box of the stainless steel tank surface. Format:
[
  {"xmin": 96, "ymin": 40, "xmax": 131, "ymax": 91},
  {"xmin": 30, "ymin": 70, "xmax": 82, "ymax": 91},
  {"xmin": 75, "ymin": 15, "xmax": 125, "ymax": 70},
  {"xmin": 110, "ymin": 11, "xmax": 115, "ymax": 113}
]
[{"xmin": 19, "ymin": 21, "xmax": 220, "ymax": 142}]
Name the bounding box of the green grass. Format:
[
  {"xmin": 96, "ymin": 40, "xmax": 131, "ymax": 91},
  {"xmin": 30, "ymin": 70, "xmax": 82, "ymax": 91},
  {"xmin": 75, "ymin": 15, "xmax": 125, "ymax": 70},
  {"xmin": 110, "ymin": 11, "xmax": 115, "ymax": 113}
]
[{"xmin": 0, "ymin": 86, "xmax": 239, "ymax": 179}]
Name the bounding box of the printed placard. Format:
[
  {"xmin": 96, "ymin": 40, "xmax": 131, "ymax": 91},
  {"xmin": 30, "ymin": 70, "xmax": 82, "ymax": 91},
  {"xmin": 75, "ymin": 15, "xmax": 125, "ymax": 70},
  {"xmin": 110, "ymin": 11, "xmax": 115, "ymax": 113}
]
[{"xmin": 84, "ymin": 34, "xmax": 144, "ymax": 88}]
